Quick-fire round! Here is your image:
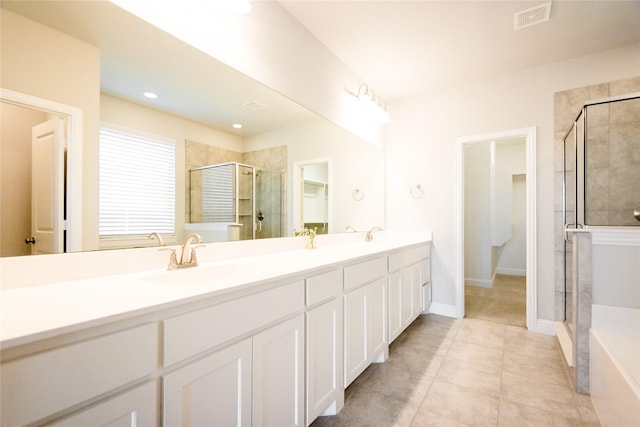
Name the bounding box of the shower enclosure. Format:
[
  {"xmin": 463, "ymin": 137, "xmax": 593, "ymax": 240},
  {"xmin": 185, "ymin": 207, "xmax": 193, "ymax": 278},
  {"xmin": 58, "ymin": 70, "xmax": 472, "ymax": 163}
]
[
  {"xmin": 189, "ymin": 162, "xmax": 284, "ymax": 241},
  {"xmin": 561, "ymin": 93, "xmax": 639, "ymax": 391}
]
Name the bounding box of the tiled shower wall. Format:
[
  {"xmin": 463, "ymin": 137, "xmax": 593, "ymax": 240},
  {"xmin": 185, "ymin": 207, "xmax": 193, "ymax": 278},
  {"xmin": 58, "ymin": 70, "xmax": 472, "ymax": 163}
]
[
  {"xmin": 585, "ymin": 96, "xmax": 640, "ymax": 225},
  {"xmin": 185, "ymin": 140, "xmax": 287, "ymax": 239}
]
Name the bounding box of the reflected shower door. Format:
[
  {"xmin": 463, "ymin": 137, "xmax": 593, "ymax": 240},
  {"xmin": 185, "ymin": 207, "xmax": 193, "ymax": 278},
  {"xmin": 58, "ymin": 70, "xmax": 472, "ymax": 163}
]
[{"xmin": 255, "ymin": 169, "xmax": 283, "ymax": 239}]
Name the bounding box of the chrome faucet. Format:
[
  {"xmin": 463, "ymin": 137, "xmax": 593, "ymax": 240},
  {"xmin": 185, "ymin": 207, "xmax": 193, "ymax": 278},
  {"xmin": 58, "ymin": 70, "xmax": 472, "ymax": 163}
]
[
  {"xmin": 365, "ymin": 226, "xmax": 382, "ymax": 242},
  {"xmin": 179, "ymin": 233, "xmax": 203, "ymax": 266},
  {"xmin": 345, "ymin": 226, "xmax": 357, "ymax": 232}
]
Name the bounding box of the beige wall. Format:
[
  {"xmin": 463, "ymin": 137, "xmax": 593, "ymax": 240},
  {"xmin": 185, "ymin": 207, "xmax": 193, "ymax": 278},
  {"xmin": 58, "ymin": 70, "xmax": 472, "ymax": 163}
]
[
  {"xmin": 1, "ymin": 9, "xmax": 101, "ymax": 251},
  {"xmin": 0, "ymin": 103, "xmax": 47, "ymax": 256}
]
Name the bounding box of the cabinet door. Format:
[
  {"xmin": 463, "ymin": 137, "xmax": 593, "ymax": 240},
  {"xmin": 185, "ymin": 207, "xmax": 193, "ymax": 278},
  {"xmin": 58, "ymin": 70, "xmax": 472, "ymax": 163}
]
[
  {"xmin": 344, "ymin": 284, "xmax": 368, "ymax": 386},
  {"xmin": 367, "ymin": 278, "xmax": 387, "ymax": 361},
  {"xmin": 253, "ymin": 315, "xmax": 305, "ymax": 427},
  {"xmin": 51, "ymin": 381, "xmax": 158, "ymax": 427},
  {"xmin": 306, "ymin": 299, "xmax": 343, "ymax": 425},
  {"xmin": 388, "ymin": 271, "xmax": 403, "ymax": 343},
  {"xmin": 163, "ymin": 339, "xmax": 252, "ymax": 427},
  {"xmin": 344, "ymin": 278, "xmax": 388, "ymax": 387},
  {"xmin": 400, "ymin": 267, "xmax": 414, "ymax": 327},
  {"xmin": 410, "ymin": 263, "xmax": 423, "ymax": 321}
]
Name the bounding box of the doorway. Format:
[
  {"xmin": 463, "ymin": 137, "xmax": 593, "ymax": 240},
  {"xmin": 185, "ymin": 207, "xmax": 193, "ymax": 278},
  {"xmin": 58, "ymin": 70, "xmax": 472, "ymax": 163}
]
[
  {"xmin": 456, "ymin": 127, "xmax": 537, "ymax": 330},
  {"xmin": 292, "ymin": 158, "xmax": 331, "ymax": 235},
  {"xmin": 0, "ymin": 88, "xmax": 83, "ymax": 255}
]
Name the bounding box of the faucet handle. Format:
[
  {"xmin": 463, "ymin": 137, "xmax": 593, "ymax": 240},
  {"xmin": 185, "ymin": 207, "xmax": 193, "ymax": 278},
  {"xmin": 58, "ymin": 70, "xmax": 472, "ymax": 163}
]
[{"xmin": 159, "ymin": 248, "xmax": 178, "ymax": 270}]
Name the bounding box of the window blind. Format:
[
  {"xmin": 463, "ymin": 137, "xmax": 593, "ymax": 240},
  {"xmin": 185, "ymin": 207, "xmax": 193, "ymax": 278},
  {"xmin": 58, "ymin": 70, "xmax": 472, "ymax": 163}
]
[
  {"xmin": 99, "ymin": 126, "xmax": 175, "ymax": 237},
  {"xmin": 200, "ymin": 164, "xmax": 236, "ymax": 222}
]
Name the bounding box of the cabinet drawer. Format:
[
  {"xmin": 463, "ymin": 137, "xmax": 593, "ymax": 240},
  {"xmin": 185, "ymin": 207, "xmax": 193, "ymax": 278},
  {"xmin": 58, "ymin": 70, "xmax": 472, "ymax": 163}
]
[
  {"xmin": 164, "ymin": 280, "xmax": 304, "ymax": 366},
  {"xmin": 306, "ymin": 269, "xmax": 342, "ymax": 306},
  {"xmin": 1, "ymin": 323, "xmax": 158, "ymax": 427},
  {"xmin": 343, "ymin": 256, "xmax": 386, "ymax": 291},
  {"xmin": 51, "ymin": 380, "xmax": 158, "ymax": 427},
  {"xmin": 388, "ymin": 245, "xmax": 430, "ymax": 272}
]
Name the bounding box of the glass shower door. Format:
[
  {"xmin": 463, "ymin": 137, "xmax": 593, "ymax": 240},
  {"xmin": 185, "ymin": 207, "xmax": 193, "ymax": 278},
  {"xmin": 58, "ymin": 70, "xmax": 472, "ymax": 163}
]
[
  {"xmin": 563, "ymin": 118, "xmax": 577, "ymax": 335},
  {"xmin": 563, "ymin": 110, "xmax": 585, "ymax": 336},
  {"xmin": 255, "ymin": 169, "xmax": 283, "ymax": 239}
]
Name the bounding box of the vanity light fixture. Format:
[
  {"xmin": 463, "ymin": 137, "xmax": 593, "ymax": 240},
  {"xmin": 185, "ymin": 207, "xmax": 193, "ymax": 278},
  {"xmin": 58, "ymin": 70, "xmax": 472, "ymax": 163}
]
[
  {"xmin": 143, "ymin": 91, "xmax": 158, "ymax": 99},
  {"xmin": 352, "ymin": 84, "xmax": 390, "ymax": 123}
]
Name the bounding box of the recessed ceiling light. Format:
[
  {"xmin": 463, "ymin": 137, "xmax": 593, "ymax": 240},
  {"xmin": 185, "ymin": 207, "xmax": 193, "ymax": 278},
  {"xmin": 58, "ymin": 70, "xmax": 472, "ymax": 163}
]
[
  {"xmin": 143, "ymin": 91, "xmax": 158, "ymax": 99},
  {"xmin": 232, "ymin": 123, "xmax": 243, "ymax": 129}
]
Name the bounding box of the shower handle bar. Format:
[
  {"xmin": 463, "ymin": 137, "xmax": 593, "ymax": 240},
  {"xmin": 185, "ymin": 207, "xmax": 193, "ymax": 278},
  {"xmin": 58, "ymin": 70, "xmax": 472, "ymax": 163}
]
[{"xmin": 564, "ymin": 223, "xmax": 587, "ymax": 242}]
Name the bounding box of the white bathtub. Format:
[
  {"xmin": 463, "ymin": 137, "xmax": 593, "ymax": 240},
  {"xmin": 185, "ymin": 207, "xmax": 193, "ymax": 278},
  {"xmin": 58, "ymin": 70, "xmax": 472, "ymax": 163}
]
[{"xmin": 590, "ymin": 304, "xmax": 640, "ymax": 427}]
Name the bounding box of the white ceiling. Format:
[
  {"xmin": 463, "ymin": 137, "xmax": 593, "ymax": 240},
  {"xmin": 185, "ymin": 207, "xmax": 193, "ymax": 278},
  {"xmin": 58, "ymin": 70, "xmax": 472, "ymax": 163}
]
[{"xmin": 280, "ymin": 1, "xmax": 640, "ymax": 101}]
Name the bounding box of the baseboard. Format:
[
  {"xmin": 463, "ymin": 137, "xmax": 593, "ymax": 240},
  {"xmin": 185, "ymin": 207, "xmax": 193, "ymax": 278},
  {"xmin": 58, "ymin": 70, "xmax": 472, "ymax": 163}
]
[
  {"xmin": 535, "ymin": 319, "xmax": 556, "ymax": 335},
  {"xmin": 495, "ymin": 267, "xmax": 526, "ymax": 277},
  {"xmin": 464, "ymin": 278, "xmax": 493, "ymax": 288},
  {"xmin": 429, "ymin": 302, "xmax": 458, "ymax": 318}
]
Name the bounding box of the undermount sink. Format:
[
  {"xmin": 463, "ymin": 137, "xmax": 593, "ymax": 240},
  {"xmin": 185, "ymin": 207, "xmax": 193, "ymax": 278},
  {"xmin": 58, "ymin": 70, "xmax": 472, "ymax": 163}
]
[{"xmin": 143, "ymin": 261, "xmax": 244, "ymax": 285}]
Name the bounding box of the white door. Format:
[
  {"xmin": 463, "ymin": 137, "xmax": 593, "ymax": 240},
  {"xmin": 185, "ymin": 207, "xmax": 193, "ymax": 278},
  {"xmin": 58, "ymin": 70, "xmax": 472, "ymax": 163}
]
[{"xmin": 31, "ymin": 118, "xmax": 65, "ymax": 255}]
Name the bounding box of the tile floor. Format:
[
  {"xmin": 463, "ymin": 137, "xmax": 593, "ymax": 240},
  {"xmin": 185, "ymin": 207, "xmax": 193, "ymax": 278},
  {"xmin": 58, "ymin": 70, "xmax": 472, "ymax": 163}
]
[
  {"xmin": 465, "ymin": 275, "xmax": 526, "ymax": 327},
  {"xmin": 311, "ymin": 314, "xmax": 601, "ymax": 427}
]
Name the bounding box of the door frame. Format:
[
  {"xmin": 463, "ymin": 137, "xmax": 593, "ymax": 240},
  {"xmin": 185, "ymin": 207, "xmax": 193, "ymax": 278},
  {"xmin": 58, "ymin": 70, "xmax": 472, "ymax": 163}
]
[
  {"xmin": 1, "ymin": 88, "xmax": 83, "ymax": 252},
  {"xmin": 292, "ymin": 157, "xmax": 332, "ymax": 235},
  {"xmin": 456, "ymin": 126, "xmax": 537, "ymax": 330}
]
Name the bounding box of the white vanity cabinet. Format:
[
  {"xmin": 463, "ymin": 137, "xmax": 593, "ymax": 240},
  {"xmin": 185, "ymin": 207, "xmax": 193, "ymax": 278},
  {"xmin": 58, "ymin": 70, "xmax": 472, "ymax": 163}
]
[
  {"xmin": 0, "ymin": 323, "xmax": 159, "ymax": 427},
  {"xmin": 305, "ymin": 269, "xmax": 343, "ymax": 425},
  {"xmin": 162, "ymin": 280, "xmax": 305, "ymax": 427},
  {"xmin": 1, "ymin": 236, "xmax": 434, "ymax": 426},
  {"xmin": 343, "ymin": 256, "xmax": 388, "ymax": 387},
  {"xmin": 388, "ymin": 244, "xmax": 431, "ymax": 343}
]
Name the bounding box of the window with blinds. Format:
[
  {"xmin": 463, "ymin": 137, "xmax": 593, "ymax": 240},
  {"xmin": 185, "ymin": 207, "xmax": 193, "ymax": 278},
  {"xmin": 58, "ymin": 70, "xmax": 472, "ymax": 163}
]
[{"xmin": 99, "ymin": 125, "xmax": 176, "ymax": 242}]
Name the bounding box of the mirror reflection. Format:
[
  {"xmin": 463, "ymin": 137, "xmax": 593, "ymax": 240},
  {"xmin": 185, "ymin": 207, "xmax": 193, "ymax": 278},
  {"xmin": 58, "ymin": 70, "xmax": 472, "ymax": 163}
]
[{"xmin": 0, "ymin": 1, "xmax": 385, "ymax": 257}]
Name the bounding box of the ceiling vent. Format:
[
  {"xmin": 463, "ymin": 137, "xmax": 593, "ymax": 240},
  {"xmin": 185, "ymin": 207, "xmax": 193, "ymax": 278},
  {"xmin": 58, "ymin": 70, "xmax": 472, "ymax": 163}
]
[
  {"xmin": 243, "ymin": 100, "xmax": 267, "ymax": 111},
  {"xmin": 514, "ymin": 2, "xmax": 552, "ymax": 30}
]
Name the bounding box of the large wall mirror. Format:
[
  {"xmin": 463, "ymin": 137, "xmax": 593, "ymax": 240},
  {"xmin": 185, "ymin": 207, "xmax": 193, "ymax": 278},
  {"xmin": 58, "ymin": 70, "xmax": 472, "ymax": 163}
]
[{"xmin": 0, "ymin": 1, "xmax": 385, "ymax": 257}]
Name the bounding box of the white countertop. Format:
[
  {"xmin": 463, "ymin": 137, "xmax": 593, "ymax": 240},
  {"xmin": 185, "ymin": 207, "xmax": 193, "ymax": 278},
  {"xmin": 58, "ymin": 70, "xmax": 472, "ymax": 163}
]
[{"xmin": 1, "ymin": 232, "xmax": 431, "ymax": 349}]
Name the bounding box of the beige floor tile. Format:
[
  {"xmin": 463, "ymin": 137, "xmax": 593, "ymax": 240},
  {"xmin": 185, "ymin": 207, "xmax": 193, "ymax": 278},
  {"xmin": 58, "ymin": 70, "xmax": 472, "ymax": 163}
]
[
  {"xmin": 455, "ymin": 318, "xmax": 506, "ymax": 348},
  {"xmin": 500, "ymin": 370, "xmax": 581, "ymax": 420},
  {"xmin": 436, "ymin": 357, "xmax": 502, "ymax": 396},
  {"xmin": 311, "ymin": 315, "xmax": 602, "ymax": 427},
  {"xmin": 447, "ymin": 339, "xmax": 504, "ymax": 371},
  {"xmin": 465, "ymin": 274, "xmax": 526, "ymax": 327},
  {"xmin": 420, "ymin": 378, "xmax": 500, "ymax": 426},
  {"xmin": 498, "ymin": 398, "xmax": 584, "ymax": 426},
  {"xmin": 502, "ymin": 351, "xmax": 570, "ymax": 387},
  {"xmin": 411, "ymin": 408, "xmax": 472, "ymax": 427},
  {"xmin": 357, "ymin": 358, "xmax": 436, "ymax": 405}
]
